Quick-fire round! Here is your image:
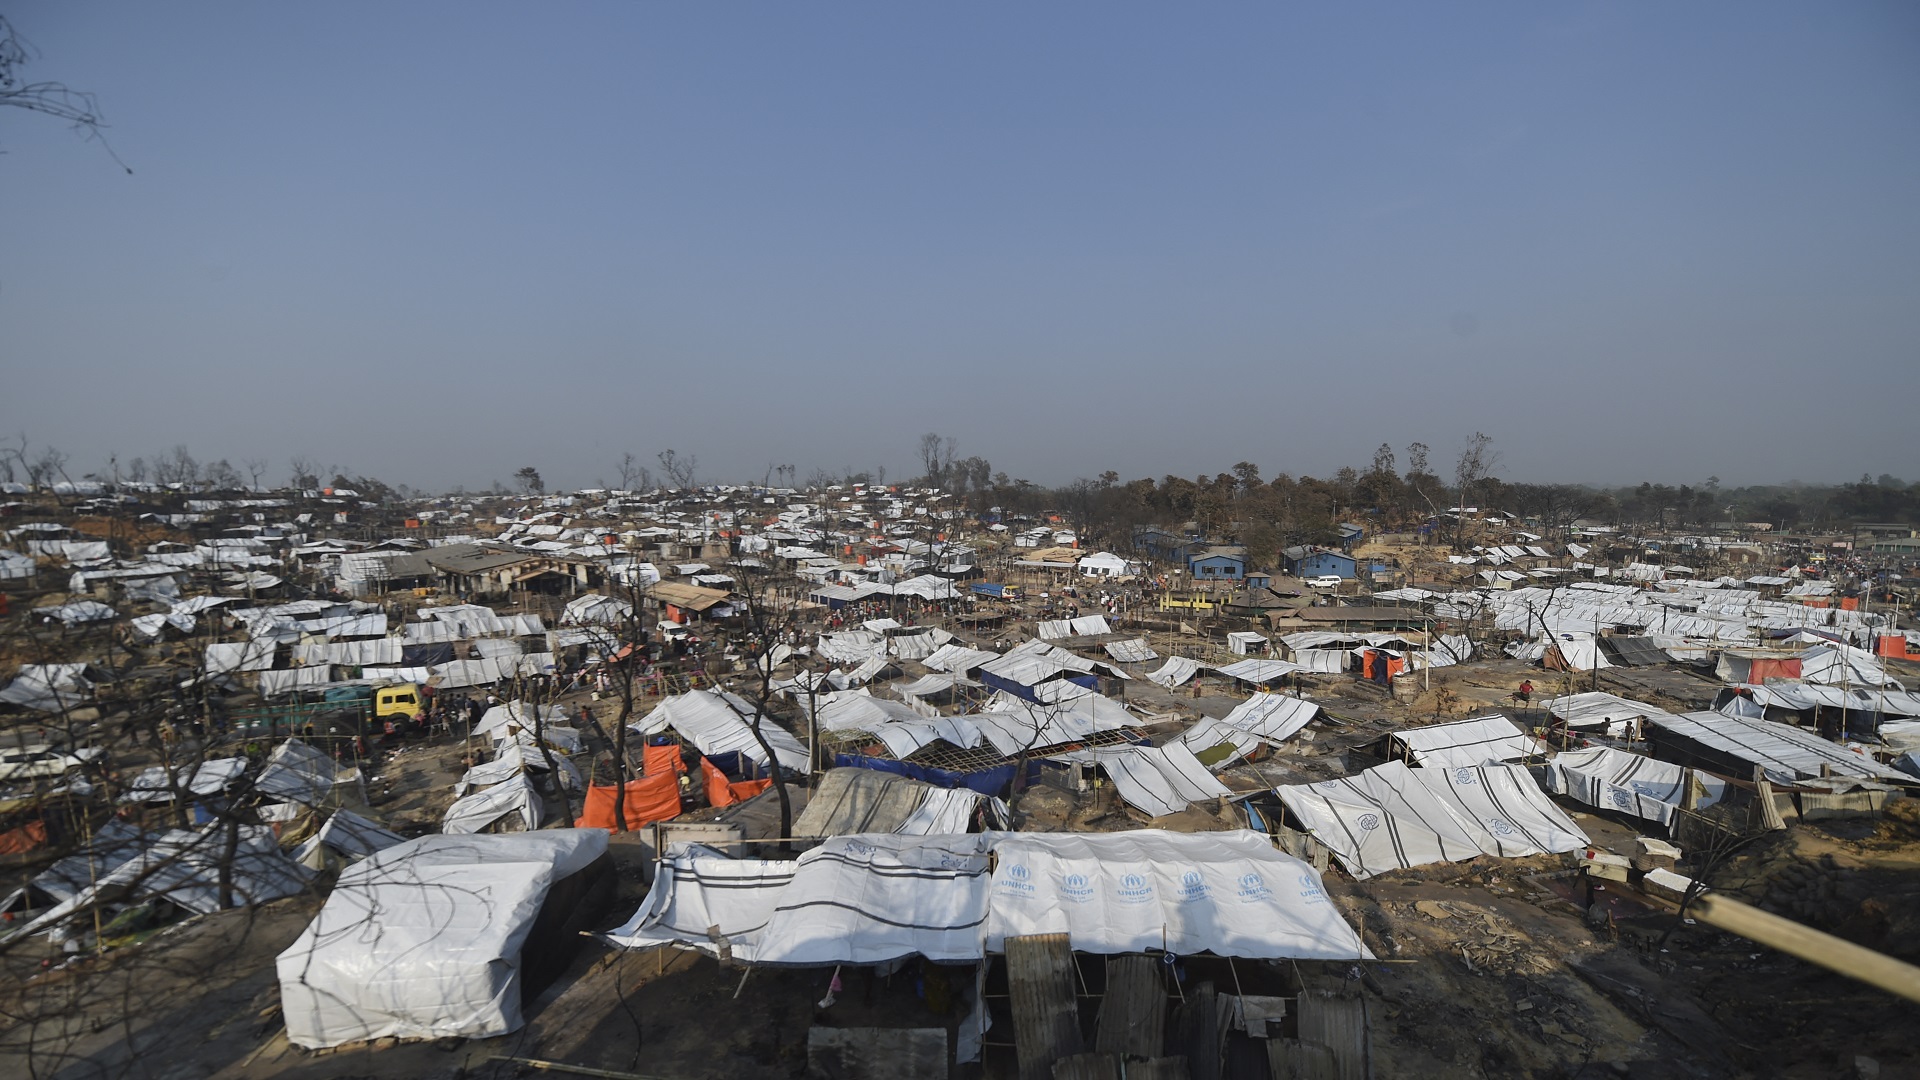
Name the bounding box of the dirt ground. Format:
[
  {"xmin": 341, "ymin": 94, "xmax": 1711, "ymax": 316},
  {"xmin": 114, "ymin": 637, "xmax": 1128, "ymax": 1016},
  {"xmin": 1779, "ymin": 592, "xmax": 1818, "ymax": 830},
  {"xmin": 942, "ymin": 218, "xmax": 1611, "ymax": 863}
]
[
  {"xmin": 2, "ymin": 804, "xmax": 1915, "ymax": 1080},
  {"xmin": 4, "ymin": 605, "xmax": 1918, "ymax": 1078}
]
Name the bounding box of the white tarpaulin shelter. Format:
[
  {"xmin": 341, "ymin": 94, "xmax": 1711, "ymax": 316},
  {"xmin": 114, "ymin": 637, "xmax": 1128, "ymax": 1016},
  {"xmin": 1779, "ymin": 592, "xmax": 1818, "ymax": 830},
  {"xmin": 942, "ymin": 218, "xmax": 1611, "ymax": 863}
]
[
  {"xmin": 1227, "ymin": 632, "xmax": 1268, "ymax": 656},
  {"xmin": 632, "ymin": 689, "xmax": 810, "ymax": 772},
  {"xmin": 970, "ymin": 694, "xmax": 1137, "ymax": 756},
  {"xmin": 442, "ymin": 773, "xmax": 541, "ymax": 834},
  {"xmin": 255, "ymin": 740, "xmax": 342, "ymax": 806},
  {"xmin": 1647, "ymin": 711, "xmax": 1907, "ymax": 783},
  {"xmin": 1215, "ymin": 658, "xmax": 1303, "ymax": 684},
  {"xmin": 607, "ymin": 831, "xmax": 1370, "ymax": 964},
  {"xmin": 603, "ymin": 844, "xmax": 797, "ymax": 958},
  {"xmin": 1275, "ymin": 761, "xmax": 1588, "ymax": 879},
  {"xmin": 921, "ymin": 644, "xmax": 999, "ymax": 674},
  {"xmin": 606, "ymin": 834, "xmax": 993, "ymax": 966},
  {"xmin": 1390, "ymin": 715, "xmax": 1546, "ymax": 770},
  {"xmin": 791, "ymin": 768, "xmax": 990, "ymax": 837},
  {"xmin": 1176, "ymin": 693, "xmax": 1321, "ymax": 766},
  {"xmin": 1063, "ymin": 742, "xmax": 1232, "ymax": 818},
  {"xmin": 278, "ymin": 831, "xmax": 607, "ymax": 1048},
  {"xmin": 1145, "ymin": 656, "xmax": 1205, "ymax": 688},
  {"xmin": 17, "ymin": 825, "xmax": 312, "ymax": 941},
  {"xmin": 984, "ymin": 830, "xmax": 1370, "ymax": 959},
  {"xmin": 292, "ymin": 810, "xmax": 407, "ymax": 871},
  {"xmin": 1542, "ymin": 692, "xmax": 1673, "ymax": 738},
  {"xmin": 1545, "ymin": 746, "xmax": 1726, "ymax": 826},
  {"xmin": 122, "ymin": 758, "xmax": 246, "ymax": 803},
  {"xmin": 1103, "ymin": 638, "xmax": 1158, "ymax": 664},
  {"xmin": 1038, "ymin": 614, "xmax": 1112, "ymax": 640},
  {"xmin": 474, "ymin": 700, "xmax": 570, "ymax": 740},
  {"xmin": 0, "ymin": 664, "xmax": 93, "ymax": 711}
]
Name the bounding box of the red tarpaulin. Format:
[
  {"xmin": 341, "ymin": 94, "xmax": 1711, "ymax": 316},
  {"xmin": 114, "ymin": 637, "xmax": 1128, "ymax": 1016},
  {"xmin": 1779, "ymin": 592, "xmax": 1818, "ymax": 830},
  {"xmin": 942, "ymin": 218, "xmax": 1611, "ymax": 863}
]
[
  {"xmin": 574, "ymin": 774, "xmax": 681, "ymax": 830},
  {"xmin": 701, "ymin": 758, "xmax": 771, "ymax": 808},
  {"xmin": 1748, "ymin": 657, "xmax": 1802, "ymax": 682}
]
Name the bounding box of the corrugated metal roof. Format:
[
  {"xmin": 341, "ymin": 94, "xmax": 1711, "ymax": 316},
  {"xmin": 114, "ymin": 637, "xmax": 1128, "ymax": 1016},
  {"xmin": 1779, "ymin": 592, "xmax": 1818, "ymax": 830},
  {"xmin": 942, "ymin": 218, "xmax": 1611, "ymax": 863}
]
[{"xmin": 1006, "ymin": 933, "xmax": 1084, "ymax": 1080}]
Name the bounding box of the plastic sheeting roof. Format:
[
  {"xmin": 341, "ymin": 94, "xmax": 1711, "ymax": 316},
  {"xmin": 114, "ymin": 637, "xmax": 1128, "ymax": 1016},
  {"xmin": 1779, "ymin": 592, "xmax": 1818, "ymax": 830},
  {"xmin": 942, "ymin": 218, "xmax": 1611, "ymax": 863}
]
[
  {"xmin": 1391, "ymin": 715, "xmax": 1546, "ymax": 769},
  {"xmin": 292, "ymin": 809, "xmax": 406, "ymax": 870},
  {"xmin": 609, "ymin": 834, "xmax": 993, "ymax": 966},
  {"xmin": 609, "ymin": 830, "xmax": 1370, "ymax": 962},
  {"xmin": 1723, "ymin": 682, "xmax": 1920, "ymax": 718},
  {"xmin": 256, "ymin": 740, "xmax": 340, "ymax": 806},
  {"xmin": 278, "ymin": 831, "xmax": 607, "ymax": 1048},
  {"xmin": 123, "ymin": 757, "xmax": 246, "ymax": 802},
  {"xmin": 1215, "ymin": 658, "xmax": 1305, "ymax": 684},
  {"xmin": 1103, "ymin": 638, "xmax": 1158, "ymax": 664},
  {"xmin": 1541, "ymin": 692, "xmax": 1674, "ymax": 736},
  {"xmin": 442, "ymin": 773, "xmax": 542, "ymax": 834},
  {"xmin": 984, "ymin": 830, "xmax": 1369, "ymax": 959},
  {"xmin": 1145, "ymin": 656, "xmax": 1205, "ymax": 688},
  {"xmin": 1275, "ymin": 761, "xmax": 1588, "ymax": 879},
  {"xmin": 970, "ymin": 694, "xmax": 1138, "ymax": 756},
  {"xmin": 791, "ymin": 769, "xmax": 986, "ymax": 837},
  {"xmin": 1647, "ymin": 712, "xmax": 1907, "ymax": 783},
  {"xmin": 1065, "ymin": 742, "xmax": 1231, "ymax": 817},
  {"xmin": 1176, "ymin": 694, "xmax": 1320, "ymax": 766},
  {"xmin": 921, "ymin": 643, "xmax": 1001, "ymax": 674},
  {"xmin": 633, "ymin": 690, "xmax": 810, "ymax": 772},
  {"xmin": 1038, "ymin": 614, "xmax": 1113, "ymax": 640},
  {"xmin": 1545, "ymin": 746, "xmax": 1725, "ymax": 826},
  {"xmin": 20, "ymin": 824, "xmax": 312, "ymax": 940}
]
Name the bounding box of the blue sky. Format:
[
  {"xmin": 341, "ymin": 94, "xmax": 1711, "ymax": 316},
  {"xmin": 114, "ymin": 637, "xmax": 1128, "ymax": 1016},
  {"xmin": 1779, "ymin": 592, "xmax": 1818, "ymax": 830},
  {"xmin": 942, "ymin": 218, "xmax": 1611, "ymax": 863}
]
[{"xmin": 4, "ymin": 3, "xmax": 1917, "ymax": 491}]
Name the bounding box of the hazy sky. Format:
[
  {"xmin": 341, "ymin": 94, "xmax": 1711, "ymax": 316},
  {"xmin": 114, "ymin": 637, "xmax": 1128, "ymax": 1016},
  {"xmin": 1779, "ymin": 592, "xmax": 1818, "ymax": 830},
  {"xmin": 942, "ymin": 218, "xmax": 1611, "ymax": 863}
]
[{"xmin": 4, "ymin": 3, "xmax": 1917, "ymax": 492}]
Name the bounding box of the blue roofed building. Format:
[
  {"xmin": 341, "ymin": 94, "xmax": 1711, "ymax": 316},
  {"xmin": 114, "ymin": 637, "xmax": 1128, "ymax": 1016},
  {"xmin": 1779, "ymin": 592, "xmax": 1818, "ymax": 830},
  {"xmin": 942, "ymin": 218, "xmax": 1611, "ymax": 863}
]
[
  {"xmin": 1283, "ymin": 546, "xmax": 1357, "ymax": 579},
  {"xmin": 1188, "ymin": 546, "xmax": 1248, "ymax": 582}
]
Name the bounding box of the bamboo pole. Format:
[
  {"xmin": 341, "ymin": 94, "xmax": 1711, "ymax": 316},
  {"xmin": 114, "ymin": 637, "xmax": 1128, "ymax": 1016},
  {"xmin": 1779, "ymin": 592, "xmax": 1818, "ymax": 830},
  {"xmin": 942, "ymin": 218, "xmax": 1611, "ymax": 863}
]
[{"xmin": 1690, "ymin": 893, "xmax": 1920, "ymax": 1004}]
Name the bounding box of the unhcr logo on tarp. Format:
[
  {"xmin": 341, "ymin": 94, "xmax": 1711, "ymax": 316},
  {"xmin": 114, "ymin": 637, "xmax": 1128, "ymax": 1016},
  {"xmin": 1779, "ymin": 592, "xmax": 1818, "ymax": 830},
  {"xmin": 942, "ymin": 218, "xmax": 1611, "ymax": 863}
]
[
  {"xmin": 1178, "ymin": 870, "xmax": 1211, "ymax": 903},
  {"xmin": 1454, "ymin": 767, "xmax": 1479, "ymax": 785},
  {"xmin": 1115, "ymin": 872, "xmax": 1154, "ymax": 904},
  {"xmin": 1356, "ymin": 813, "xmax": 1382, "ymax": 832},
  {"xmin": 999, "ymin": 863, "xmax": 1036, "ymax": 896},
  {"xmin": 1061, "ymin": 872, "xmax": 1094, "ymax": 903},
  {"xmin": 1297, "ymin": 873, "xmax": 1327, "ymax": 904},
  {"xmin": 1235, "ymin": 872, "xmax": 1273, "ymax": 902}
]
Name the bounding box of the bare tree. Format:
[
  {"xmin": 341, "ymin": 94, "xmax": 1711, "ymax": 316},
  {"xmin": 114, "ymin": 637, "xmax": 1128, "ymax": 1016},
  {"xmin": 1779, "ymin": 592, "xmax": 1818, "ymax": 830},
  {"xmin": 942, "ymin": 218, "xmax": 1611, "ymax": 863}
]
[
  {"xmin": 153, "ymin": 444, "xmax": 199, "ymax": 488},
  {"xmin": 656, "ymin": 449, "xmax": 697, "ymax": 490},
  {"xmin": 26, "ymin": 444, "xmax": 67, "ymax": 489},
  {"xmin": 0, "ymin": 15, "xmax": 130, "ymax": 171},
  {"xmin": 288, "ymin": 456, "xmax": 318, "ymax": 490},
  {"xmin": 615, "ymin": 452, "xmax": 652, "ymax": 494},
  {"xmin": 243, "ymin": 458, "xmax": 269, "ymax": 492},
  {"xmin": 202, "ymin": 458, "xmax": 242, "ymax": 491},
  {"xmin": 1452, "ymin": 432, "xmax": 1497, "ymax": 550}
]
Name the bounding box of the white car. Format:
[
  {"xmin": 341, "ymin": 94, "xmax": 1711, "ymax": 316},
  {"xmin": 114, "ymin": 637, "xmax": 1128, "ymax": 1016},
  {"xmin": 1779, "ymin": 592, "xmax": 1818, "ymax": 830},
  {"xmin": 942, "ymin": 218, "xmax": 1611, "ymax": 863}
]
[
  {"xmin": 0, "ymin": 745, "xmax": 104, "ymax": 782},
  {"xmin": 1308, "ymin": 575, "xmax": 1345, "ymax": 589}
]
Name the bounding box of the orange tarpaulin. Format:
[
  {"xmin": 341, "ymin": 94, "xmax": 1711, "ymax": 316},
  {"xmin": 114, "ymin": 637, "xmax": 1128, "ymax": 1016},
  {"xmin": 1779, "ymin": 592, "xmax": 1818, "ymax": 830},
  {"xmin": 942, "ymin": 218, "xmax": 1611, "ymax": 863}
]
[
  {"xmin": 1839, "ymin": 597, "xmax": 1860, "ymax": 611},
  {"xmin": 0, "ymin": 820, "xmax": 47, "ymax": 856},
  {"xmin": 702, "ymin": 758, "xmax": 772, "ymax": 808},
  {"xmin": 1879, "ymin": 635, "xmax": 1913, "ymax": 659},
  {"xmin": 643, "ymin": 742, "xmax": 687, "ymax": 776},
  {"xmin": 574, "ymin": 774, "xmax": 682, "ymax": 830},
  {"xmin": 1748, "ymin": 657, "xmax": 1802, "ymax": 682}
]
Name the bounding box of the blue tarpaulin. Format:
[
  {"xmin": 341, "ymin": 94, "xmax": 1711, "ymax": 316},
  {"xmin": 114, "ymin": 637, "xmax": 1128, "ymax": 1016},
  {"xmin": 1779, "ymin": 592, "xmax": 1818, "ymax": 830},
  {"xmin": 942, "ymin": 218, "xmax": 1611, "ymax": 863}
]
[{"xmin": 833, "ymin": 753, "xmax": 1022, "ymax": 797}]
